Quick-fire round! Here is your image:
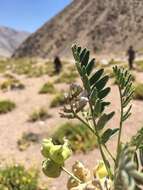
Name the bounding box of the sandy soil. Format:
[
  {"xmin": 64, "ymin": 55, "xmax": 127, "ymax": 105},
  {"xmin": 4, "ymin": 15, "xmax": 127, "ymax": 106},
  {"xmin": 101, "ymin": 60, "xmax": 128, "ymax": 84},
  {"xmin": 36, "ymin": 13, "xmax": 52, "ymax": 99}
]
[{"xmin": 0, "ymin": 62, "xmax": 143, "ymax": 190}]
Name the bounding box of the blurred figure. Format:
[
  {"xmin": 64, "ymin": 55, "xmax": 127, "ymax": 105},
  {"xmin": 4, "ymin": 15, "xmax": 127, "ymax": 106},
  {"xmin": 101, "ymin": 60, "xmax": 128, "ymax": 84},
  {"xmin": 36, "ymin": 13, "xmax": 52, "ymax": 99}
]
[
  {"xmin": 53, "ymin": 56, "xmax": 62, "ymax": 74},
  {"xmin": 127, "ymin": 46, "xmax": 136, "ymax": 70}
]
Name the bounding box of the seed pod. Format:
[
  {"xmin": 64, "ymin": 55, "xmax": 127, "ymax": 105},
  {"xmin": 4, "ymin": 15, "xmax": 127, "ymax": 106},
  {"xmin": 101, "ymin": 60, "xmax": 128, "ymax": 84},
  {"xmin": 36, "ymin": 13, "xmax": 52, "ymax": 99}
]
[
  {"xmin": 41, "ymin": 138, "xmax": 53, "ymax": 158},
  {"xmin": 42, "ymin": 159, "xmax": 62, "ymax": 178},
  {"xmin": 72, "ymin": 161, "xmax": 91, "ymax": 182},
  {"xmin": 49, "ymin": 140, "xmax": 72, "ymax": 165},
  {"xmin": 67, "ymin": 177, "xmax": 79, "ymax": 190}
]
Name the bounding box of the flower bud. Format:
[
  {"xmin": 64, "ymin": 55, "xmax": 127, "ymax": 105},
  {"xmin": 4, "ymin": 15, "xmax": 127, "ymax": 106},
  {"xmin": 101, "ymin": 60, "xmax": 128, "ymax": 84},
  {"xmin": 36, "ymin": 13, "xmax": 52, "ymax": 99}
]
[
  {"xmin": 41, "ymin": 138, "xmax": 53, "ymax": 158},
  {"xmin": 93, "ymin": 161, "xmax": 108, "ymax": 179},
  {"xmin": 42, "ymin": 159, "xmax": 62, "ymax": 178}
]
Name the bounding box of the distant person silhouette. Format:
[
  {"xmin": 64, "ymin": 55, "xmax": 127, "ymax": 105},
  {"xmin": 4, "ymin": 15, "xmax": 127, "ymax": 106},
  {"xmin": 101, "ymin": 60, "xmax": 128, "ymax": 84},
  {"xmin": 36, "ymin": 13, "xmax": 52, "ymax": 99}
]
[
  {"xmin": 127, "ymin": 46, "xmax": 136, "ymax": 70},
  {"xmin": 54, "ymin": 56, "xmax": 62, "ymax": 74}
]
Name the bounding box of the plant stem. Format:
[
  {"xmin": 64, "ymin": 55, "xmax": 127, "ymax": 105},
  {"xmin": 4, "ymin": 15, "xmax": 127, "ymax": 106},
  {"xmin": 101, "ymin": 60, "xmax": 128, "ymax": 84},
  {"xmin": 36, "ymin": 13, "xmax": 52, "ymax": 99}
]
[
  {"xmin": 75, "ymin": 113, "xmax": 115, "ymax": 165},
  {"xmin": 89, "ymin": 102, "xmax": 113, "ymax": 179},
  {"xmin": 104, "ymin": 144, "xmax": 115, "ymax": 163},
  {"xmin": 75, "ymin": 114, "xmax": 95, "ymax": 134},
  {"xmin": 116, "ymin": 86, "xmax": 123, "ymax": 167},
  {"xmin": 61, "ymin": 166, "xmax": 82, "ymax": 183}
]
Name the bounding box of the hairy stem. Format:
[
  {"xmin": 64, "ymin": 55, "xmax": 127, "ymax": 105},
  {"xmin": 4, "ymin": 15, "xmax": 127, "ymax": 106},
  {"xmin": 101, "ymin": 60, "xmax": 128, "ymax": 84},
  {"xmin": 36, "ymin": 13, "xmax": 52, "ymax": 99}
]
[
  {"xmin": 116, "ymin": 86, "xmax": 123, "ymax": 167},
  {"xmin": 61, "ymin": 166, "xmax": 82, "ymax": 183}
]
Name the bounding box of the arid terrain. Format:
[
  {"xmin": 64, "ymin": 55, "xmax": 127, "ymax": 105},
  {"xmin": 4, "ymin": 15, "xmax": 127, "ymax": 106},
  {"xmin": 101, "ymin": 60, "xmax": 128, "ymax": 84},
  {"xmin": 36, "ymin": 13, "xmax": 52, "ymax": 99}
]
[
  {"xmin": 0, "ymin": 56, "xmax": 143, "ymax": 190},
  {"xmin": 1, "ymin": 0, "xmax": 143, "ymax": 189}
]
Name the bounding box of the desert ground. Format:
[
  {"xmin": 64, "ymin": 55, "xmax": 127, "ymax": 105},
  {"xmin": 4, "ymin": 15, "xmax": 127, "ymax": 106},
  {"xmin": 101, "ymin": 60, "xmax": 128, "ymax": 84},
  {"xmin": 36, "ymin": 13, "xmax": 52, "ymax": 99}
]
[{"xmin": 0, "ymin": 57, "xmax": 143, "ymax": 190}]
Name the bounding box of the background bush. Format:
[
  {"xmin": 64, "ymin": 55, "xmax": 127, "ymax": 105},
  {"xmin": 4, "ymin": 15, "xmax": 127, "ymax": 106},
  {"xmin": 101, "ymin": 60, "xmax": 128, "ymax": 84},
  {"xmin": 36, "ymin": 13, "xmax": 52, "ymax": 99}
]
[
  {"xmin": 52, "ymin": 122, "xmax": 97, "ymax": 153},
  {"xmin": 29, "ymin": 108, "xmax": 51, "ymax": 122},
  {"xmin": 0, "ymin": 100, "xmax": 16, "ymax": 114},
  {"xmin": 39, "ymin": 82, "xmax": 55, "ymax": 94},
  {"xmin": 55, "ymin": 71, "xmax": 78, "ymax": 84},
  {"xmin": 134, "ymin": 83, "xmax": 143, "ymax": 100},
  {"xmin": 50, "ymin": 93, "xmax": 65, "ymax": 108},
  {"xmin": 0, "ymin": 165, "xmax": 38, "ymax": 190}
]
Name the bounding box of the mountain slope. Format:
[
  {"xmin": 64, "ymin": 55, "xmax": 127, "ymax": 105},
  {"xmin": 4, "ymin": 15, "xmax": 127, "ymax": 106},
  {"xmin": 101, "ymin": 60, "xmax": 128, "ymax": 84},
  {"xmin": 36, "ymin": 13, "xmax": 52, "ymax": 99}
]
[
  {"xmin": 13, "ymin": 0, "xmax": 143, "ymax": 58},
  {"xmin": 0, "ymin": 26, "xmax": 30, "ymax": 57}
]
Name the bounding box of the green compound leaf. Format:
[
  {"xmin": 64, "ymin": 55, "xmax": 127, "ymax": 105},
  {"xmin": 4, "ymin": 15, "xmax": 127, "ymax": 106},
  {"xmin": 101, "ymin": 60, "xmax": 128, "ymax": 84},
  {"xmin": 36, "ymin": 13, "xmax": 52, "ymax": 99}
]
[
  {"xmin": 89, "ymin": 68, "xmax": 104, "ymax": 86},
  {"xmin": 86, "ymin": 58, "xmax": 95, "ymax": 75},
  {"xmin": 101, "ymin": 128, "xmax": 119, "ymax": 144},
  {"xmin": 98, "ymin": 87, "xmax": 111, "ymax": 99},
  {"xmin": 90, "ymin": 87, "xmax": 98, "ymax": 103},
  {"xmin": 93, "ymin": 99, "xmax": 102, "ymax": 117},
  {"xmin": 93, "ymin": 75, "xmax": 109, "ymax": 91},
  {"xmin": 113, "ymin": 66, "xmax": 134, "ymax": 122},
  {"xmin": 97, "ymin": 112, "xmax": 115, "ymax": 130}
]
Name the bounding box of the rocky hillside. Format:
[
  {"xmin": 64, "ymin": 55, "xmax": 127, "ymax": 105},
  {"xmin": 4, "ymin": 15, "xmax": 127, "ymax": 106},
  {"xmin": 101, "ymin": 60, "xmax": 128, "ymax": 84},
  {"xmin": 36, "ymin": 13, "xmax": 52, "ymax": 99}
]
[
  {"xmin": 0, "ymin": 26, "xmax": 29, "ymax": 57},
  {"xmin": 13, "ymin": 0, "xmax": 143, "ymax": 58}
]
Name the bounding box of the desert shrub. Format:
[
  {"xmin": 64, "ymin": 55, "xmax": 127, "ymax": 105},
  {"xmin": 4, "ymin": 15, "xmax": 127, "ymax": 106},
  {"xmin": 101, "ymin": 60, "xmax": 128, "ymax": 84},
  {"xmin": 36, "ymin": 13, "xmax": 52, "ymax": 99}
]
[
  {"xmin": 10, "ymin": 59, "xmax": 34, "ymax": 75},
  {"xmin": 17, "ymin": 132, "xmax": 39, "ymax": 151},
  {"xmin": 52, "ymin": 122, "xmax": 97, "ymax": 153},
  {"xmin": 108, "ymin": 59, "xmax": 123, "ymax": 65},
  {"xmin": 0, "ymin": 165, "xmax": 38, "ymax": 190},
  {"xmin": 135, "ymin": 60, "xmax": 143, "ymax": 72},
  {"xmin": 27, "ymin": 66, "xmax": 45, "ymax": 78},
  {"xmin": 0, "ymin": 100, "xmax": 16, "ymax": 114},
  {"xmin": 50, "ymin": 93, "xmax": 65, "ymax": 108},
  {"xmin": 134, "ymin": 83, "xmax": 143, "ymax": 100},
  {"xmin": 3, "ymin": 73, "xmax": 15, "ymax": 79},
  {"xmin": 43, "ymin": 62, "xmax": 55, "ymax": 76},
  {"xmin": 0, "ymin": 79, "xmax": 25, "ymax": 91},
  {"xmin": 55, "ymin": 71, "xmax": 78, "ymax": 84},
  {"xmin": 39, "ymin": 82, "xmax": 56, "ymax": 94},
  {"xmin": 29, "ymin": 108, "xmax": 51, "ymax": 122},
  {"xmin": 0, "ymin": 60, "xmax": 8, "ymax": 73}
]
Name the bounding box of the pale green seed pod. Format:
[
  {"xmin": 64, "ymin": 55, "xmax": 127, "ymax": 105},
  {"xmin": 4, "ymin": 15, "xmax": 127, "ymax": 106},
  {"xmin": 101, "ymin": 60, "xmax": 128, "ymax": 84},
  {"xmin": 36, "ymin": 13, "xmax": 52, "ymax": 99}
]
[
  {"xmin": 49, "ymin": 140, "xmax": 72, "ymax": 165},
  {"xmin": 41, "ymin": 138, "xmax": 53, "ymax": 158},
  {"xmin": 42, "ymin": 159, "xmax": 62, "ymax": 178}
]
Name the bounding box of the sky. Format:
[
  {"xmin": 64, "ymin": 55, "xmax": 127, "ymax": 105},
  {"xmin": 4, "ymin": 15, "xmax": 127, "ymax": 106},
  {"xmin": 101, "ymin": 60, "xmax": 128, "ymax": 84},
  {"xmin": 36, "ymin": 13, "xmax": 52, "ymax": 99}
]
[{"xmin": 0, "ymin": 0, "xmax": 72, "ymax": 33}]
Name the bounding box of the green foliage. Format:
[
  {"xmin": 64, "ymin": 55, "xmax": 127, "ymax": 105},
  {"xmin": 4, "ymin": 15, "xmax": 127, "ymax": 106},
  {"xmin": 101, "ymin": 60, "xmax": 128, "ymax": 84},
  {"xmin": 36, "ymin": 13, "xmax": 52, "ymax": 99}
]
[
  {"xmin": 52, "ymin": 122, "xmax": 97, "ymax": 153},
  {"xmin": 0, "ymin": 78, "xmax": 25, "ymax": 91},
  {"xmin": 29, "ymin": 108, "xmax": 51, "ymax": 122},
  {"xmin": 0, "ymin": 100, "xmax": 16, "ymax": 114},
  {"xmin": 113, "ymin": 66, "xmax": 134, "ymax": 122},
  {"xmin": 130, "ymin": 127, "xmax": 143, "ymax": 149},
  {"xmin": 108, "ymin": 59, "xmax": 123, "ymax": 65},
  {"xmin": 5, "ymin": 58, "xmax": 54, "ymax": 77},
  {"xmin": 41, "ymin": 45, "xmax": 143, "ymax": 190},
  {"xmin": 0, "ymin": 60, "xmax": 9, "ymax": 73},
  {"xmin": 55, "ymin": 71, "xmax": 78, "ymax": 84},
  {"xmin": 135, "ymin": 60, "xmax": 143, "ymax": 72},
  {"xmin": 0, "ymin": 165, "xmax": 38, "ymax": 190},
  {"xmin": 50, "ymin": 93, "xmax": 65, "ymax": 108},
  {"xmin": 134, "ymin": 83, "xmax": 143, "ymax": 100},
  {"xmin": 39, "ymin": 82, "xmax": 56, "ymax": 94}
]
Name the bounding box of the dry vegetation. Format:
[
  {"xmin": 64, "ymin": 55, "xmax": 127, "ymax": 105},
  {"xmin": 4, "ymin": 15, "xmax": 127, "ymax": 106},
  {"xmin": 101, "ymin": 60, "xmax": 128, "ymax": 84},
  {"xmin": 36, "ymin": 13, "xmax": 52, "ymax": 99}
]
[{"xmin": 0, "ymin": 57, "xmax": 143, "ymax": 190}]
